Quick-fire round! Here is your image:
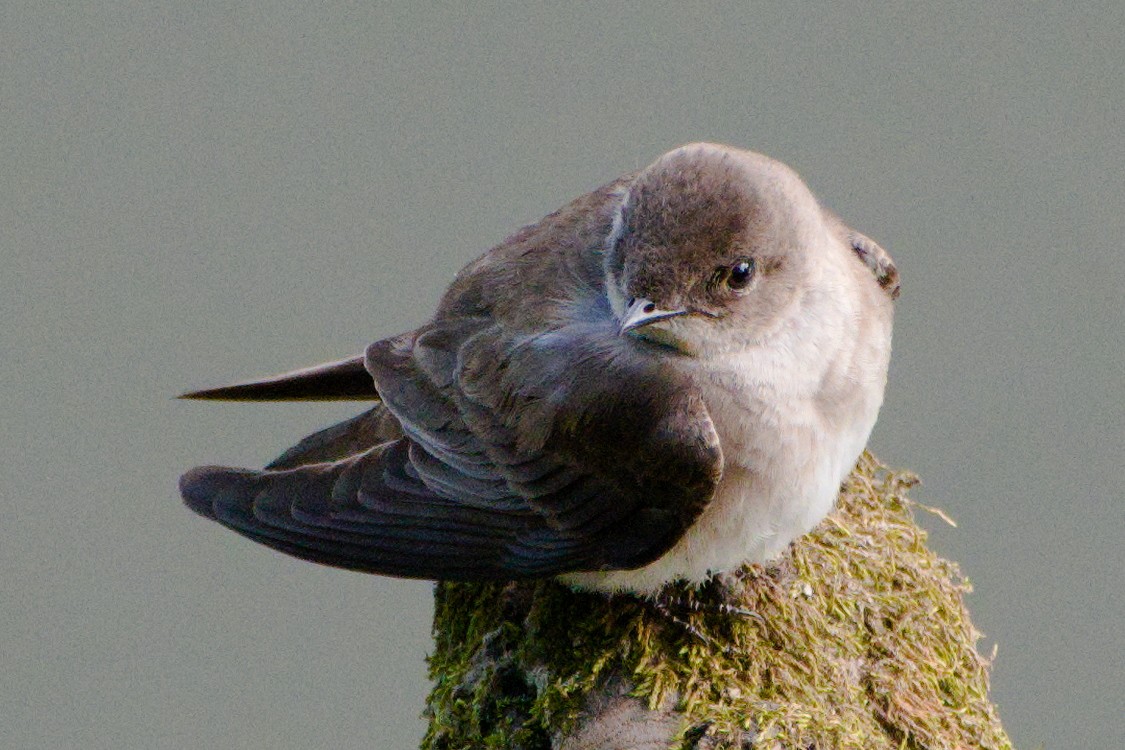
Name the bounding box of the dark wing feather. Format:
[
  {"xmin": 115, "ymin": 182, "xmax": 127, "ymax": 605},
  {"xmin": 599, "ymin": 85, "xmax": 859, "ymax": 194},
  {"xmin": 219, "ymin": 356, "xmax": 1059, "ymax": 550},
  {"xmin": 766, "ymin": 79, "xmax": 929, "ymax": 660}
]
[
  {"xmin": 446, "ymin": 318, "xmax": 723, "ymax": 552},
  {"xmin": 182, "ymin": 443, "xmax": 562, "ymax": 580}
]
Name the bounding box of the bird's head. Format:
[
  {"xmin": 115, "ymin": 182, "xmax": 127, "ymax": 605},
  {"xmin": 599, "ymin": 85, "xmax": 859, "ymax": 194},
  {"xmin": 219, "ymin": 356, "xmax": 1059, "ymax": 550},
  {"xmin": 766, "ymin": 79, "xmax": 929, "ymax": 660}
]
[{"xmin": 604, "ymin": 143, "xmax": 863, "ymax": 357}]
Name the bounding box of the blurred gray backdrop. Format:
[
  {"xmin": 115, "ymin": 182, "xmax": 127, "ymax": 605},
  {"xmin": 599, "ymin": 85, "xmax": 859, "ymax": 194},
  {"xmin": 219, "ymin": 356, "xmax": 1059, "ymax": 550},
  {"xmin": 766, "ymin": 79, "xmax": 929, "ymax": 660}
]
[{"xmin": 3, "ymin": 3, "xmax": 1122, "ymax": 748}]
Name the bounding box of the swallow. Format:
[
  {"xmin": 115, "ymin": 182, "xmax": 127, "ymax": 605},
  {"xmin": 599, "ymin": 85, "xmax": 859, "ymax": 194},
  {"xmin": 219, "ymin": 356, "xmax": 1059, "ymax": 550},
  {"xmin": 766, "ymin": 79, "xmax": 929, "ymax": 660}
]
[{"xmin": 179, "ymin": 142, "xmax": 899, "ymax": 594}]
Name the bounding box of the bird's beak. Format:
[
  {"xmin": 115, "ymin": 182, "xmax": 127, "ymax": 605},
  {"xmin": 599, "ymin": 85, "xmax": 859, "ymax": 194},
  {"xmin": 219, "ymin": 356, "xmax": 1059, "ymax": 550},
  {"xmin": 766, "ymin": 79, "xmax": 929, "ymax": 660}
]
[{"xmin": 619, "ymin": 297, "xmax": 689, "ymax": 335}]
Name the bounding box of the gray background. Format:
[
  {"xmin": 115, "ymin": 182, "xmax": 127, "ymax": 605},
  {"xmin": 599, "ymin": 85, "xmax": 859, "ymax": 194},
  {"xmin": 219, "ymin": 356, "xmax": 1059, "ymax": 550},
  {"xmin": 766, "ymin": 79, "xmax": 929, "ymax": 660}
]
[{"xmin": 3, "ymin": 3, "xmax": 1121, "ymax": 748}]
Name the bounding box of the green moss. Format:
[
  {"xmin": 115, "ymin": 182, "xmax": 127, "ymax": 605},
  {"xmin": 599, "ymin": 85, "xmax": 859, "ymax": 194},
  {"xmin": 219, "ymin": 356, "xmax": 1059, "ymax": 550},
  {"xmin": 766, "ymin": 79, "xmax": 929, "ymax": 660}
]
[{"xmin": 422, "ymin": 454, "xmax": 1011, "ymax": 749}]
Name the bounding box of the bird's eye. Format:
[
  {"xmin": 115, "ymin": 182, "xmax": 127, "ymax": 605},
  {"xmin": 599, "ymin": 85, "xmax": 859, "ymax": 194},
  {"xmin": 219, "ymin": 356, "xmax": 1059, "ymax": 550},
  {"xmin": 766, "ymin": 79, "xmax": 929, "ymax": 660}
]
[{"xmin": 726, "ymin": 258, "xmax": 755, "ymax": 290}]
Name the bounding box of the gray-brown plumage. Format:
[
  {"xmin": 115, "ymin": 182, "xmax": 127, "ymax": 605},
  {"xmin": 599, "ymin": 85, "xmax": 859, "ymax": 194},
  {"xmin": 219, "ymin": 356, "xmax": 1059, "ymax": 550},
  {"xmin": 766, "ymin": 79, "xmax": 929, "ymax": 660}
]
[{"xmin": 180, "ymin": 143, "xmax": 898, "ymax": 593}]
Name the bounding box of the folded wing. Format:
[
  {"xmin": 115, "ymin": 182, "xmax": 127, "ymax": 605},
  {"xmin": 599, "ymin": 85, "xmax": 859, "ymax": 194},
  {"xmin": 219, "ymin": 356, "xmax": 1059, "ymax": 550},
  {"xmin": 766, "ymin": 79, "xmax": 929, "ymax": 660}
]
[{"xmin": 180, "ymin": 314, "xmax": 722, "ymax": 580}]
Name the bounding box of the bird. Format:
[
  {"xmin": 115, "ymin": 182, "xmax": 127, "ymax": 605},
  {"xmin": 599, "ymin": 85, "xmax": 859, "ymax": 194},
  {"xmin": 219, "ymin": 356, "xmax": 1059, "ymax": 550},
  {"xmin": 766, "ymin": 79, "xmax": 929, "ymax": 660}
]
[{"xmin": 179, "ymin": 142, "xmax": 899, "ymax": 595}]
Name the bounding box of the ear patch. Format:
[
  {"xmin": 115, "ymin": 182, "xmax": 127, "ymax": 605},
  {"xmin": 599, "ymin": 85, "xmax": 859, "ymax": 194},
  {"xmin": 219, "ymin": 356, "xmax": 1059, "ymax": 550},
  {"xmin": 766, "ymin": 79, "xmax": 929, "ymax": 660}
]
[{"xmin": 849, "ymin": 232, "xmax": 900, "ymax": 299}]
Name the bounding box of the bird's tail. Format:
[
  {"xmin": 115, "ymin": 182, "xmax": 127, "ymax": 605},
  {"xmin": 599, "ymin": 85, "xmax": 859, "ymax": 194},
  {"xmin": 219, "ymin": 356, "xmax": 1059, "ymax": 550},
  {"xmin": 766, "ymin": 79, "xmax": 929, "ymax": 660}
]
[{"xmin": 179, "ymin": 355, "xmax": 375, "ymax": 401}]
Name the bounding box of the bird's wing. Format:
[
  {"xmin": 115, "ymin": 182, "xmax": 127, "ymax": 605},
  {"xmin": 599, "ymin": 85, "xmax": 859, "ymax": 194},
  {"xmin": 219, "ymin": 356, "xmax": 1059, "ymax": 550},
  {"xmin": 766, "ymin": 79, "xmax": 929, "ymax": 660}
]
[{"xmin": 180, "ymin": 315, "xmax": 723, "ymax": 580}]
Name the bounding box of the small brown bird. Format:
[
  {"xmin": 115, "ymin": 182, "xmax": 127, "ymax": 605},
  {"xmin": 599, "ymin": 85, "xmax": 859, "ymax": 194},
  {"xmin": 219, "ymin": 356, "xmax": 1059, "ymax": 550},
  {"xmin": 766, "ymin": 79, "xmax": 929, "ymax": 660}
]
[{"xmin": 180, "ymin": 143, "xmax": 899, "ymax": 594}]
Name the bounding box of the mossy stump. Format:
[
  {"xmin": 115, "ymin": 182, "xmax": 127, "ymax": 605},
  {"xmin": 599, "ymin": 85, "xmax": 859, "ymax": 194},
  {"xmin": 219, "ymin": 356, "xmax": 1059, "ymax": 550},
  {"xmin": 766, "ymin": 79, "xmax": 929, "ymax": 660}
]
[{"xmin": 423, "ymin": 454, "xmax": 1011, "ymax": 749}]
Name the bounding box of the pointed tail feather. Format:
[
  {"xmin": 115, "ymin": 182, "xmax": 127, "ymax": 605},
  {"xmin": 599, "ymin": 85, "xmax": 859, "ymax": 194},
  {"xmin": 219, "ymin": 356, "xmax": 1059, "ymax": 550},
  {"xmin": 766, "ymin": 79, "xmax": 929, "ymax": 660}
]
[{"xmin": 179, "ymin": 355, "xmax": 375, "ymax": 401}]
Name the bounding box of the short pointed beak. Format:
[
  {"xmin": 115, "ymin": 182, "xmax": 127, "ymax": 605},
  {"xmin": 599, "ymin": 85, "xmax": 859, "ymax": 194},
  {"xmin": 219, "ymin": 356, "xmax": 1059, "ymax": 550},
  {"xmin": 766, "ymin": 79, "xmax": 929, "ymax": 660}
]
[{"xmin": 619, "ymin": 297, "xmax": 689, "ymax": 334}]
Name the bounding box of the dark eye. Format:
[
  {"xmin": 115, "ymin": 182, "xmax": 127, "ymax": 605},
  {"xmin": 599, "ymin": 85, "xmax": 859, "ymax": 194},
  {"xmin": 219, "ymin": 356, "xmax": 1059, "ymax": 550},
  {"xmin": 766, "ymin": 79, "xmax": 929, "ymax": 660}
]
[{"xmin": 726, "ymin": 258, "xmax": 755, "ymax": 290}]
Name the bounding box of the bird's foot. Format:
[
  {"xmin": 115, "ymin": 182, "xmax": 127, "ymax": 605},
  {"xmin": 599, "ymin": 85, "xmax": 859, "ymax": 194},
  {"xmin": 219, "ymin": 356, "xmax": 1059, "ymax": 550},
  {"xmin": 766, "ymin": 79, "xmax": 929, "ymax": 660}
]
[{"xmin": 646, "ymin": 572, "xmax": 763, "ymax": 653}]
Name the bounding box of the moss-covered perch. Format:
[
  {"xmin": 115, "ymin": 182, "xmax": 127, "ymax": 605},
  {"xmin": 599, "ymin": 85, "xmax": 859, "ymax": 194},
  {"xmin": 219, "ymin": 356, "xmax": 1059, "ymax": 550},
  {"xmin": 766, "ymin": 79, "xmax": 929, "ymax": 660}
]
[{"xmin": 422, "ymin": 453, "xmax": 1011, "ymax": 749}]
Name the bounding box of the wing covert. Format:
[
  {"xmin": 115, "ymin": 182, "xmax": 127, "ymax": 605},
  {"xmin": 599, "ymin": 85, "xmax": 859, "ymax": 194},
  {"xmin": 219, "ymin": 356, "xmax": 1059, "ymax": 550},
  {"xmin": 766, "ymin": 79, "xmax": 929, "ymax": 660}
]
[{"xmin": 363, "ymin": 313, "xmax": 723, "ymax": 573}]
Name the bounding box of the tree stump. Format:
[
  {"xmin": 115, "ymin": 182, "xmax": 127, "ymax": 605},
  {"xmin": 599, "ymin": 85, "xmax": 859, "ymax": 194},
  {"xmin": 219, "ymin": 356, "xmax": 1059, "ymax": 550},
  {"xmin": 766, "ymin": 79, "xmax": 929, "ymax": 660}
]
[{"xmin": 423, "ymin": 453, "xmax": 1011, "ymax": 749}]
